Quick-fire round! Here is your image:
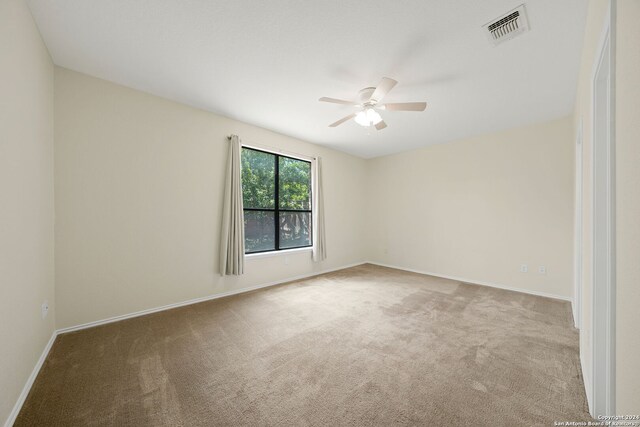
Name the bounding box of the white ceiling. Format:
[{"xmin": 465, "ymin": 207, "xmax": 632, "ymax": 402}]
[{"xmin": 28, "ymin": 0, "xmax": 588, "ymax": 158}]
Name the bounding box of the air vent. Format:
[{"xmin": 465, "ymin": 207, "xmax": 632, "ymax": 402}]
[{"xmin": 483, "ymin": 4, "xmax": 530, "ymax": 46}]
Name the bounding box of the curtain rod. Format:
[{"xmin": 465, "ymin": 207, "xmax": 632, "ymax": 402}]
[{"xmin": 226, "ymin": 135, "xmax": 317, "ymax": 161}]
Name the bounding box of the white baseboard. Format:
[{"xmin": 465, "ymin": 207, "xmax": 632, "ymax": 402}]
[
  {"xmin": 57, "ymin": 261, "xmax": 367, "ymax": 335},
  {"xmin": 4, "ymin": 331, "xmax": 57, "ymax": 427},
  {"xmin": 365, "ymin": 261, "xmax": 573, "ymax": 302}
]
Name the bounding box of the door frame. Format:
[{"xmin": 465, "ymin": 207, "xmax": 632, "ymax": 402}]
[
  {"xmin": 574, "ymin": 118, "xmax": 583, "ymax": 330},
  {"xmin": 590, "ymin": 0, "xmax": 616, "ymax": 417}
]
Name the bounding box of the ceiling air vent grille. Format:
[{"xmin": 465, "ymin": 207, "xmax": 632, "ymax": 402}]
[{"xmin": 483, "ymin": 4, "xmax": 530, "ymax": 46}]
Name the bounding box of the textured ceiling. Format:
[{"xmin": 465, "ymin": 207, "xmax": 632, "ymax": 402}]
[{"xmin": 27, "ymin": 0, "xmax": 588, "ymax": 158}]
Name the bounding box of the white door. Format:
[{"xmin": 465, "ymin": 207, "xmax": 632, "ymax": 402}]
[{"xmin": 591, "ymin": 9, "xmax": 615, "ymax": 417}]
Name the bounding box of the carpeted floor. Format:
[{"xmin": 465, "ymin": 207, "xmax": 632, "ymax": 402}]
[{"xmin": 16, "ymin": 264, "xmax": 591, "ymax": 426}]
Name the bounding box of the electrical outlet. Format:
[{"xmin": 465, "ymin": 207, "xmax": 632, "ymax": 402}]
[
  {"xmin": 539, "ymin": 266, "xmax": 547, "ymax": 275},
  {"xmin": 41, "ymin": 300, "xmax": 49, "ymax": 319},
  {"xmin": 284, "ymin": 256, "xmax": 289, "ymax": 265},
  {"xmin": 520, "ymin": 264, "xmax": 528, "ymax": 273}
]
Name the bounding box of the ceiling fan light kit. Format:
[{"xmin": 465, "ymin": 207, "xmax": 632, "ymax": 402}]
[
  {"xmin": 319, "ymin": 77, "xmax": 427, "ymax": 131},
  {"xmin": 354, "ymin": 108, "xmax": 382, "ymax": 127}
]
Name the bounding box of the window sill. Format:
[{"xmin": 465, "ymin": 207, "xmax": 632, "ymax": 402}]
[{"xmin": 245, "ymin": 247, "xmax": 313, "ymax": 260}]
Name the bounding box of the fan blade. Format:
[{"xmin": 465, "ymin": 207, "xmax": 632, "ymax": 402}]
[
  {"xmin": 382, "ymin": 102, "xmax": 427, "ymax": 111},
  {"xmin": 375, "ymin": 120, "xmax": 387, "ymax": 131},
  {"xmin": 369, "ymin": 77, "xmax": 398, "ymax": 103},
  {"xmin": 329, "ymin": 113, "xmax": 356, "ymax": 127},
  {"xmin": 319, "ymin": 97, "xmax": 356, "ymax": 105}
]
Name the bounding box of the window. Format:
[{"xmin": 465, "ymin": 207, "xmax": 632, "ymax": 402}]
[{"xmin": 241, "ymin": 147, "xmax": 312, "ymax": 254}]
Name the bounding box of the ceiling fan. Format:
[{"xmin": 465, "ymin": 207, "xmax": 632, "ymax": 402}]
[{"xmin": 319, "ymin": 77, "xmax": 427, "ymax": 130}]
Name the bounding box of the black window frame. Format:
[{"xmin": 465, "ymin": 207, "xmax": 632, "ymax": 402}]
[{"xmin": 241, "ymin": 146, "xmax": 313, "ymax": 255}]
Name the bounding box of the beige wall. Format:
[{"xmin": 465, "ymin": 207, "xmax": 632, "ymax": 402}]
[
  {"xmin": 615, "ymin": 0, "xmax": 640, "ymax": 414},
  {"xmin": 366, "ymin": 117, "xmax": 575, "ymax": 299},
  {"xmin": 0, "ymin": 0, "xmax": 55, "ymax": 424},
  {"xmin": 54, "ymin": 67, "xmax": 367, "ymax": 329}
]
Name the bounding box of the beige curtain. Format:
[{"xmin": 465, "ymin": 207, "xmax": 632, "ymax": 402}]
[
  {"xmin": 219, "ymin": 135, "xmax": 245, "ymax": 275},
  {"xmin": 312, "ymin": 157, "xmax": 327, "ymax": 262}
]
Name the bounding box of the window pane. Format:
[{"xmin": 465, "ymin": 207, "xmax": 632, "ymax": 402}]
[
  {"xmin": 279, "ymin": 212, "xmax": 311, "ymax": 249},
  {"xmin": 279, "ymin": 157, "xmax": 311, "ymax": 210},
  {"xmin": 244, "ymin": 211, "xmax": 275, "ymax": 253},
  {"xmin": 242, "ymin": 148, "xmax": 275, "ymax": 209}
]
